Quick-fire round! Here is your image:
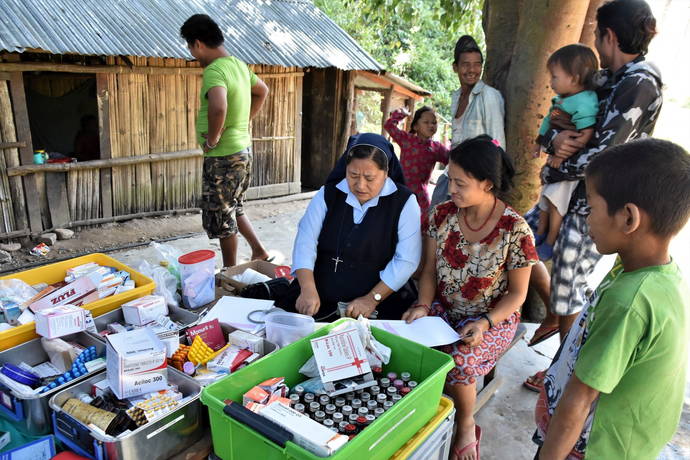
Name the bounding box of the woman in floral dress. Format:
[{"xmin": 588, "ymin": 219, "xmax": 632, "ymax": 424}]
[{"xmin": 403, "ymin": 135, "xmax": 537, "ymax": 460}]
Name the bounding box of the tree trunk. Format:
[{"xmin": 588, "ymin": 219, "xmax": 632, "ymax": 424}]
[
  {"xmin": 484, "ymin": 0, "xmax": 590, "ymax": 214},
  {"xmin": 579, "ymin": 0, "xmax": 605, "ymax": 50},
  {"xmin": 482, "ymin": 0, "xmax": 525, "ymax": 92}
]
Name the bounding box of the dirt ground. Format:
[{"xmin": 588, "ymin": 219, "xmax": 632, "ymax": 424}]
[{"xmin": 0, "ymin": 193, "xmax": 314, "ymax": 275}]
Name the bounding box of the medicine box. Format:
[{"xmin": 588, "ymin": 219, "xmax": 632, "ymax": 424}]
[
  {"xmin": 121, "ymin": 295, "xmax": 168, "ymax": 326},
  {"xmin": 106, "ymin": 328, "xmax": 167, "ymax": 399},
  {"xmin": 34, "ymin": 305, "xmax": 87, "ymax": 339}
]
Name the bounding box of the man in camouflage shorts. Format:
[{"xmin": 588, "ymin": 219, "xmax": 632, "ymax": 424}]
[{"xmin": 182, "ymin": 14, "xmax": 271, "ymax": 266}]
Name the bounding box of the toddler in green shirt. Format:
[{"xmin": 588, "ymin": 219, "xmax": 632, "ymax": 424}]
[{"xmin": 533, "ymin": 138, "xmax": 690, "ymax": 460}]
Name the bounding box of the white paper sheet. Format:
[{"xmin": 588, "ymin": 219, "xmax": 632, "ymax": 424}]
[
  {"xmin": 369, "ymin": 317, "xmax": 461, "ymax": 347},
  {"xmin": 200, "ymin": 296, "xmax": 275, "ymax": 334}
]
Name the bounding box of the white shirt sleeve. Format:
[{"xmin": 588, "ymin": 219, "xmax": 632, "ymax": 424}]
[
  {"xmin": 379, "ymin": 194, "xmax": 422, "ymax": 291},
  {"xmin": 291, "ymin": 187, "xmax": 327, "ymax": 272},
  {"xmin": 482, "ymin": 87, "xmax": 506, "ymax": 149}
]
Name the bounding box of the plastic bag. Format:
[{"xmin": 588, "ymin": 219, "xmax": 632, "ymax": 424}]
[
  {"xmin": 298, "ymin": 376, "xmax": 327, "ymax": 395},
  {"xmin": 0, "ymin": 279, "xmax": 38, "ymax": 305},
  {"xmin": 136, "ymin": 260, "xmax": 181, "ymax": 308},
  {"xmin": 150, "ymin": 242, "xmax": 183, "ymax": 288}
]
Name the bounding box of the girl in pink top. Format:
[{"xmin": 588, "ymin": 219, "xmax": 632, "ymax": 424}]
[{"xmin": 384, "ymin": 107, "xmax": 449, "ymax": 216}]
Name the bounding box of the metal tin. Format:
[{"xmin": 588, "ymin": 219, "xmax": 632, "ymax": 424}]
[
  {"xmin": 360, "ymin": 392, "xmax": 371, "ymax": 402},
  {"xmin": 314, "ymin": 410, "xmax": 325, "ymax": 422},
  {"xmin": 294, "ymin": 403, "xmax": 305, "ymax": 413},
  {"xmin": 392, "ymin": 394, "xmax": 402, "ymax": 403},
  {"xmin": 0, "ymin": 331, "xmax": 107, "ymax": 435},
  {"xmin": 334, "ymin": 397, "xmax": 346, "ymax": 408},
  {"xmin": 342, "ymin": 405, "xmax": 353, "ymax": 416},
  {"xmin": 49, "ymin": 368, "xmax": 204, "ymax": 460},
  {"xmin": 333, "ymin": 412, "xmax": 344, "ymax": 424},
  {"xmin": 367, "ymin": 400, "xmax": 377, "ymax": 411},
  {"xmin": 323, "ymin": 419, "xmax": 334, "ymax": 428},
  {"xmin": 365, "ymin": 414, "xmax": 375, "ymax": 424},
  {"xmin": 319, "ymin": 395, "xmax": 330, "ymax": 406},
  {"xmin": 376, "ymin": 393, "xmax": 387, "ymax": 404},
  {"xmin": 293, "ymin": 385, "xmax": 305, "ymax": 396},
  {"xmin": 357, "ymin": 407, "xmax": 368, "ymax": 416},
  {"xmin": 325, "ymin": 404, "xmax": 336, "ymax": 415},
  {"xmin": 289, "ymin": 394, "xmax": 300, "ymax": 405},
  {"xmin": 309, "ymin": 402, "xmax": 320, "ymax": 413},
  {"xmin": 304, "ymin": 393, "xmax": 315, "ymax": 403},
  {"xmin": 351, "ymin": 399, "xmax": 362, "ymax": 409},
  {"xmin": 374, "ymin": 407, "xmax": 384, "ymax": 418},
  {"xmin": 369, "ymin": 385, "xmax": 380, "ymax": 396},
  {"xmin": 386, "ymin": 387, "xmax": 397, "ymax": 396},
  {"xmin": 383, "ymin": 401, "xmax": 394, "ymax": 411}
]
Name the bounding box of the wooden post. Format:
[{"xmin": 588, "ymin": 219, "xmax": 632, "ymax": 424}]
[
  {"xmin": 293, "ymin": 74, "xmax": 303, "ymax": 188},
  {"xmin": 380, "ymin": 85, "xmax": 393, "ymax": 136},
  {"xmin": 97, "ymin": 74, "xmax": 113, "ymax": 218},
  {"xmin": 8, "ymin": 72, "xmax": 42, "ymax": 233},
  {"xmin": 0, "ymin": 78, "xmax": 28, "ymax": 233}
]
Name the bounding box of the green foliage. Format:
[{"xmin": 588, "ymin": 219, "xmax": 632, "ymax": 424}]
[{"xmin": 314, "ymin": 0, "xmax": 484, "ymax": 118}]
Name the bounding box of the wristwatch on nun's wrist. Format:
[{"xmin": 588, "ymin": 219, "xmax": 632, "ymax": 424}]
[{"xmin": 372, "ymin": 292, "xmax": 382, "ymax": 303}]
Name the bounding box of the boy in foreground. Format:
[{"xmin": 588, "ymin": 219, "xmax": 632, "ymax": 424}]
[{"xmin": 533, "ymin": 138, "xmax": 690, "ymax": 460}]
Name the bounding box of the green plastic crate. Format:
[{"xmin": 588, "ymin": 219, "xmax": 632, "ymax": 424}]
[{"xmin": 201, "ymin": 319, "xmax": 454, "ymax": 459}]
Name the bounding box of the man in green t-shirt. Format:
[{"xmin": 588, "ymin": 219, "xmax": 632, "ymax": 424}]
[
  {"xmin": 533, "ymin": 138, "xmax": 690, "ymax": 459},
  {"xmin": 181, "ymin": 14, "xmax": 271, "ymax": 267}
]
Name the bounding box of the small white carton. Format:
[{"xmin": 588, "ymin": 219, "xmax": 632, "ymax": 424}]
[
  {"xmin": 106, "ymin": 328, "xmax": 167, "ymax": 399},
  {"xmin": 260, "ymin": 401, "xmax": 348, "ymax": 456},
  {"xmin": 121, "ymin": 295, "xmax": 168, "ymax": 326},
  {"xmin": 310, "ymin": 327, "xmax": 375, "ymax": 396},
  {"xmin": 227, "ymin": 329, "xmax": 264, "ymax": 355},
  {"xmin": 34, "ymin": 304, "xmax": 87, "ymax": 339}
]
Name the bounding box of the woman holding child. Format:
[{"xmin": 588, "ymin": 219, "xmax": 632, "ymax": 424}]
[{"xmin": 403, "ymin": 135, "xmax": 537, "ymax": 460}]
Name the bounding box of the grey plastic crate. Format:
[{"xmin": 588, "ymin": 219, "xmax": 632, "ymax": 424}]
[
  {"xmin": 406, "ymin": 404, "xmax": 455, "ymax": 460},
  {"xmin": 49, "ymin": 368, "xmax": 204, "ymax": 460},
  {"xmin": 0, "ymin": 332, "xmax": 107, "ymax": 435}
]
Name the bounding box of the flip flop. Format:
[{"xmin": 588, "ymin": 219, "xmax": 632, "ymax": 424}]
[
  {"xmin": 453, "ymin": 425, "xmax": 482, "ymax": 460},
  {"xmin": 524, "ymin": 370, "xmax": 546, "ymax": 393},
  {"xmin": 528, "ymin": 325, "xmax": 559, "ymax": 347},
  {"xmin": 252, "ymin": 255, "xmax": 275, "ymax": 263}
]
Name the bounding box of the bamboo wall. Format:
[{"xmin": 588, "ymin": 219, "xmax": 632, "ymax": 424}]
[
  {"xmin": 105, "ymin": 56, "xmax": 203, "ymax": 217},
  {"xmin": 0, "ymin": 55, "xmax": 303, "ymax": 236}
]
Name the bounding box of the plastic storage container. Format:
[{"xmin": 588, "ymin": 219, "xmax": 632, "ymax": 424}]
[
  {"xmin": 264, "ymin": 312, "xmax": 315, "ymax": 348},
  {"xmin": 0, "ymin": 332, "xmax": 107, "ymax": 435},
  {"xmin": 390, "ymin": 396, "xmax": 455, "ymax": 460},
  {"xmin": 178, "ymin": 250, "xmax": 216, "ymax": 309},
  {"xmin": 201, "ymin": 318, "xmax": 454, "ymax": 460},
  {"xmin": 0, "ymin": 253, "xmax": 155, "ymax": 351},
  {"xmin": 50, "ymin": 368, "xmax": 205, "ymax": 460}
]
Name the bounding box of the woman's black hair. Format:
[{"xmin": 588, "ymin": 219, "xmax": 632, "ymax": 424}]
[
  {"xmin": 180, "ymin": 14, "xmax": 224, "ymax": 48},
  {"xmin": 409, "ymin": 106, "xmax": 435, "ymax": 134},
  {"xmin": 449, "ymin": 135, "xmax": 514, "ymax": 194},
  {"xmin": 453, "ymin": 35, "xmax": 483, "ymax": 65},
  {"xmin": 596, "ymin": 0, "xmax": 656, "ymax": 56},
  {"xmin": 346, "ymin": 145, "xmax": 389, "ymax": 172}
]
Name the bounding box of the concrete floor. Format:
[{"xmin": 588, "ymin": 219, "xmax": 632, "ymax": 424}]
[{"xmin": 108, "ymin": 193, "xmax": 689, "ymax": 460}]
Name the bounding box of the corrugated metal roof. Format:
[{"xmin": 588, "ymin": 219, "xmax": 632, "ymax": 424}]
[{"xmin": 0, "ymin": 0, "xmax": 383, "ymax": 71}]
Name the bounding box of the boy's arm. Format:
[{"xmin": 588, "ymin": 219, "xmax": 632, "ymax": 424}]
[{"xmin": 539, "ymin": 375, "xmax": 600, "ymax": 460}]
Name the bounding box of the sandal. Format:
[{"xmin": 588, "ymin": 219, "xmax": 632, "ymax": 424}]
[
  {"xmin": 524, "ymin": 370, "xmax": 546, "ymax": 393},
  {"xmin": 528, "ymin": 325, "xmax": 559, "ymax": 347},
  {"xmin": 252, "ymin": 255, "xmax": 275, "ymax": 263},
  {"xmin": 453, "ymin": 425, "xmax": 482, "ymax": 460}
]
